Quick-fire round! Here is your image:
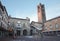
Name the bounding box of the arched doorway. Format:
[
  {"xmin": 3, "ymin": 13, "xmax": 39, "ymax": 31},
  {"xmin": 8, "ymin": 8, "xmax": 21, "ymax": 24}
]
[
  {"xmin": 23, "ymin": 30, "xmax": 27, "ymax": 36},
  {"xmin": 16, "ymin": 30, "xmax": 21, "ymax": 36},
  {"xmin": 30, "ymin": 30, "xmax": 33, "ymax": 35}
]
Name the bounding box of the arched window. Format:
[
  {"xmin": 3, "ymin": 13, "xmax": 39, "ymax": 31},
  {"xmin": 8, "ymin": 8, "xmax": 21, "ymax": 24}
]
[
  {"xmin": 50, "ymin": 25, "xmax": 53, "ymax": 31},
  {"xmin": 17, "ymin": 21, "xmax": 21, "ymax": 27},
  {"xmin": 30, "ymin": 29, "xmax": 33, "ymax": 35},
  {"xmin": 50, "ymin": 25, "xmax": 53, "ymax": 28},
  {"xmin": 16, "ymin": 30, "xmax": 21, "ymax": 36},
  {"xmin": 17, "ymin": 21, "xmax": 20, "ymax": 23},
  {"xmin": 23, "ymin": 30, "xmax": 27, "ymax": 36},
  {"xmin": 55, "ymin": 23, "xmax": 59, "ymax": 29},
  {"xmin": 45, "ymin": 27, "xmax": 47, "ymax": 31}
]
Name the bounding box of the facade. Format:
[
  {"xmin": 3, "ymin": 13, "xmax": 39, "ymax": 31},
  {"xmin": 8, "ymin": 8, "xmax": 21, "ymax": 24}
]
[
  {"xmin": 0, "ymin": 1, "xmax": 9, "ymax": 38},
  {"xmin": 42, "ymin": 16, "xmax": 60, "ymax": 36},
  {"xmin": 30, "ymin": 21, "xmax": 43, "ymax": 36},
  {"xmin": 8, "ymin": 17, "xmax": 31, "ymax": 36}
]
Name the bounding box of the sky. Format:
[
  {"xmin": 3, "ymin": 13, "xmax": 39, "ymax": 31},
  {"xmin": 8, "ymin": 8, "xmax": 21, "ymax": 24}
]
[{"xmin": 0, "ymin": 0, "xmax": 60, "ymax": 22}]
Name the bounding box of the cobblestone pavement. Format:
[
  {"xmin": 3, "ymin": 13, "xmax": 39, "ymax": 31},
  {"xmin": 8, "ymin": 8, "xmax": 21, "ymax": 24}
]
[
  {"xmin": 42, "ymin": 36, "xmax": 60, "ymax": 41},
  {"xmin": 10, "ymin": 36, "xmax": 41, "ymax": 41},
  {"xmin": 0, "ymin": 37, "xmax": 12, "ymax": 41},
  {"xmin": 0, "ymin": 36, "xmax": 60, "ymax": 41}
]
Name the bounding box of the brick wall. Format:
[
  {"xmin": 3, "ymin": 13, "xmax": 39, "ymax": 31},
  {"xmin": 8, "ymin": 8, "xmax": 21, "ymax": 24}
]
[{"xmin": 43, "ymin": 17, "xmax": 60, "ymax": 32}]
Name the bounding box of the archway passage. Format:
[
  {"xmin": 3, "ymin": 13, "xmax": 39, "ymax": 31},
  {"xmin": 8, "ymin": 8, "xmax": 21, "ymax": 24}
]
[
  {"xmin": 23, "ymin": 30, "xmax": 27, "ymax": 36},
  {"xmin": 30, "ymin": 30, "xmax": 33, "ymax": 35},
  {"xmin": 16, "ymin": 30, "xmax": 21, "ymax": 36}
]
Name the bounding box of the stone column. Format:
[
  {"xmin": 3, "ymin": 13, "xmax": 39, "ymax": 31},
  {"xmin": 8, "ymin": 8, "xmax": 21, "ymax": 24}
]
[
  {"xmin": 27, "ymin": 30, "xmax": 30, "ymax": 36},
  {"xmin": 21, "ymin": 30, "xmax": 23, "ymax": 36},
  {"xmin": 13, "ymin": 30, "xmax": 16, "ymax": 38}
]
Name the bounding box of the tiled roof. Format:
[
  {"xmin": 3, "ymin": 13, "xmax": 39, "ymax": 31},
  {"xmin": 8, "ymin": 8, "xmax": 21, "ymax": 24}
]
[{"xmin": 45, "ymin": 16, "xmax": 60, "ymax": 23}]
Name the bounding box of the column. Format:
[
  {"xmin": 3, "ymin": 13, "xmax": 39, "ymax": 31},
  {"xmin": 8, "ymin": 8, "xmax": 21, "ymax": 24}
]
[
  {"xmin": 27, "ymin": 30, "xmax": 30, "ymax": 36},
  {"xmin": 21, "ymin": 30, "xmax": 23, "ymax": 36}
]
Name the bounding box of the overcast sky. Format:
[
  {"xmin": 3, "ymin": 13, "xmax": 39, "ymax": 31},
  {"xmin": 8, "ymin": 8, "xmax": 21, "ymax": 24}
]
[{"xmin": 1, "ymin": 0, "xmax": 60, "ymax": 22}]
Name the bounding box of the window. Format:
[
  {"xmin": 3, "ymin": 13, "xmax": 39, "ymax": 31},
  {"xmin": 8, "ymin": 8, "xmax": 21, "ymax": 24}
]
[
  {"xmin": 17, "ymin": 21, "xmax": 20, "ymax": 23},
  {"xmin": 16, "ymin": 21, "xmax": 21, "ymax": 27},
  {"xmin": 0, "ymin": 11, "xmax": 2, "ymax": 20},
  {"xmin": 8, "ymin": 22, "xmax": 10, "ymax": 25},
  {"xmin": 0, "ymin": 10, "xmax": 2, "ymax": 15},
  {"xmin": 55, "ymin": 23, "xmax": 59, "ymax": 28},
  {"xmin": 50, "ymin": 25, "xmax": 53, "ymax": 28},
  {"xmin": 0, "ymin": 22, "xmax": 1, "ymax": 26},
  {"xmin": 17, "ymin": 23, "xmax": 20, "ymax": 26},
  {"xmin": 49, "ymin": 25, "xmax": 53, "ymax": 31},
  {"xmin": 45, "ymin": 27, "xmax": 47, "ymax": 31}
]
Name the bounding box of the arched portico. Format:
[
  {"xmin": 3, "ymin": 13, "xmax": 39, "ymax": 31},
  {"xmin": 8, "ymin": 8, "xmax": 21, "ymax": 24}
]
[
  {"xmin": 16, "ymin": 30, "xmax": 21, "ymax": 36},
  {"xmin": 23, "ymin": 30, "xmax": 27, "ymax": 36},
  {"xmin": 30, "ymin": 29, "xmax": 33, "ymax": 35}
]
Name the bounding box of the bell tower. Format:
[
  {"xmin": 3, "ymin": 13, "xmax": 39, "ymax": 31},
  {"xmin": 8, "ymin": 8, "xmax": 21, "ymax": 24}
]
[{"xmin": 37, "ymin": 3, "xmax": 46, "ymax": 23}]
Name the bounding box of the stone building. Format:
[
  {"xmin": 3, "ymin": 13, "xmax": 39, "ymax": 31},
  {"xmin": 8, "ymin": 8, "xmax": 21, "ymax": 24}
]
[
  {"xmin": 31, "ymin": 3, "xmax": 60, "ymax": 36},
  {"xmin": 37, "ymin": 3, "xmax": 60, "ymax": 36},
  {"xmin": 42, "ymin": 16, "xmax": 60, "ymax": 36},
  {"xmin": 8, "ymin": 17, "xmax": 30, "ymax": 36},
  {"xmin": 30, "ymin": 21, "xmax": 43, "ymax": 36},
  {"xmin": 0, "ymin": 1, "xmax": 9, "ymax": 37}
]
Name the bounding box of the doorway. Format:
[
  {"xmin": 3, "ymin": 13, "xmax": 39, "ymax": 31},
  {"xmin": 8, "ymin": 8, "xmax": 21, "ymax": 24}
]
[
  {"xmin": 23, "ymin": 30, "xmax": 27, "ymax": 36},
  {"xmin": 30, "ymin": 30, "xmax": 33, "ymax": 35},
  {"xmin": 17, "ymin": 30, "xmax": 21, "ymax": 36}
]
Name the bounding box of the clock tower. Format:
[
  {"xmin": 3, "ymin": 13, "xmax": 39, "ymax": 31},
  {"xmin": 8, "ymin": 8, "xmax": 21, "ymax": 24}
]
[{"xmin": 37, "ymin": 3, "xmax": 46, "ymax": 23}]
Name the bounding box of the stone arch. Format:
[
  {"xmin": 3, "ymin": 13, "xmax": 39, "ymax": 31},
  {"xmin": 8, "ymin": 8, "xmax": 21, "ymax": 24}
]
[
  {"xmin": 16, "ymin": 30, "xmax": 21, "ymax": 36},
  {"xmin": 23, "ymin": 29, "xmax": 27, "ymax": 36},
  {"xmin": 30, "ymin": 29, "xmax": 33, "ymax": 35}
]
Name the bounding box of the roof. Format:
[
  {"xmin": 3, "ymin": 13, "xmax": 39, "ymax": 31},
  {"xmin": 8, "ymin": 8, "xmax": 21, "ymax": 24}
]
[
  {"xmin": 45, "ymin": 16, "xmax": 60, "ymax": 23},
  {"xmin": 31, "ymin": 21, "xmax": 42, "ymax": 24},
  {"xmin": 10, "ymin": 17, "xmax": 27, "ymax": 20}
]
